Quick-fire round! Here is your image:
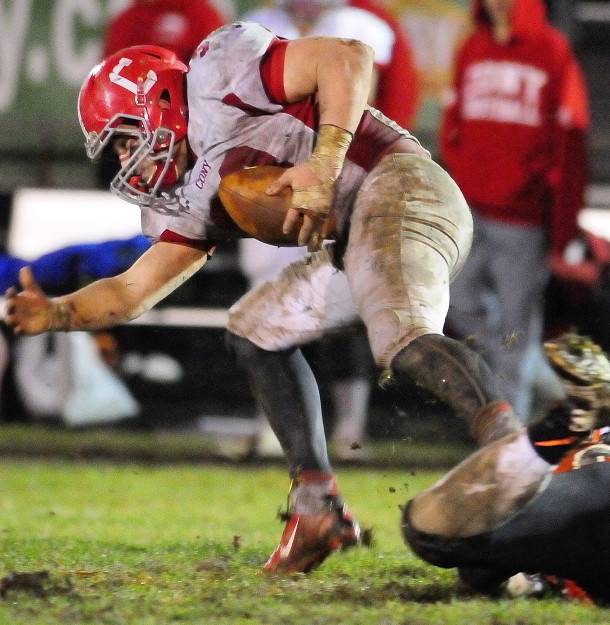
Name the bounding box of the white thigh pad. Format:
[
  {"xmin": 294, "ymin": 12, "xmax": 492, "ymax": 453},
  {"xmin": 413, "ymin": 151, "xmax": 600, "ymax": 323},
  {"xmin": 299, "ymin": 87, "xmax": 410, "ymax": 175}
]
[{"xmin": 227, "ymin": 247, "xmax": 359, "ymax": 350}]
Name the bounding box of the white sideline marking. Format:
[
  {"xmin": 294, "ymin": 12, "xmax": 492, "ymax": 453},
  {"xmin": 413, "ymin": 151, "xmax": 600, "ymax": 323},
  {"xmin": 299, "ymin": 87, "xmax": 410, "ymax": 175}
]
[{"xmin": 129, "ymin": 306, "xmax": 229, "ymax": 328}]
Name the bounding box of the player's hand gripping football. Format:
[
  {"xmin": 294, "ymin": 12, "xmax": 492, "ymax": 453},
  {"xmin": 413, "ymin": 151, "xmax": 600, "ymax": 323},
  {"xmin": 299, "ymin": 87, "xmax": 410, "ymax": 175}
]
[
  {"xmin": 4, "ymin": 267, "xmax": 55, "ymax": 335},
  {"xmin": 266, "ymin": 124, "xmax": 352, "ymax": 252},
  {"xmin": 266, "ymin": 161, "xmax": 333, "ymax": 252}
]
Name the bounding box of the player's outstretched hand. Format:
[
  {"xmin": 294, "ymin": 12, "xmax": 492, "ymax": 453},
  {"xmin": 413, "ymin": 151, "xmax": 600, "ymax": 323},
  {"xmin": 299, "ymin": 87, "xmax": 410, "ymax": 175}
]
[{"xmin": 4, "ymin": 267, "xmax": 54, "ymax": 335}]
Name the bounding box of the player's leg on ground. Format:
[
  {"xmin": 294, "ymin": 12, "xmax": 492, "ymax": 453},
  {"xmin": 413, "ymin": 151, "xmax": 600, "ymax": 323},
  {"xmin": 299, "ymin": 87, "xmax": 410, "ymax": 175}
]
[
  {"xmin": 226, "ymin": 250, "xmax": 363, "ymax": 572},
  {"xmin": 404, "ymin": 458, "xmax": 610, "ymax": 604}
]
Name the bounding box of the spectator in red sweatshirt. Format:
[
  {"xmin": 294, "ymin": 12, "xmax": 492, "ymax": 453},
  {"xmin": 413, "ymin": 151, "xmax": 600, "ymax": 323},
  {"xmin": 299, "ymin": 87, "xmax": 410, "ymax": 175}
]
[
  {"xmin": 103, "ymin": 0, "xmax": 229, "ymax": 65},
  {"xmin": 440, "ymin": 0, "xmax": 590, "ymax": 421}
]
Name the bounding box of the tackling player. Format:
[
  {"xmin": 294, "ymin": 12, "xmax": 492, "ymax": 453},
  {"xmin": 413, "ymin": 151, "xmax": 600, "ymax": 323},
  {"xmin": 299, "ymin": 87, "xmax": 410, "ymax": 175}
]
[
  {"xmin": 403, "ymin": 333, "xmax": 610, "ymax": 605},
  {"xmin": 6, "ymin": 22, "xmax": 529, "ymax": 573}
]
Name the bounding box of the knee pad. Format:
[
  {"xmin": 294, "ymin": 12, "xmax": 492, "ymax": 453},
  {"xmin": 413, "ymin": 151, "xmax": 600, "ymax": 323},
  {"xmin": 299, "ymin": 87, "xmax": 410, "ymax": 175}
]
[{"xmin": 389, "ymin": 334, "xmax": 521, "ymax": 442}]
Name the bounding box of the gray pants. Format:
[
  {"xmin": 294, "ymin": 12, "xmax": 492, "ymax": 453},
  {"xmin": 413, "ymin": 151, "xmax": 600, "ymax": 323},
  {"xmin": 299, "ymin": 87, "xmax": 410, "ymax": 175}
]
[{"xmin": 447, "ymin": 213, "xmax": 552, "ymax": 419}]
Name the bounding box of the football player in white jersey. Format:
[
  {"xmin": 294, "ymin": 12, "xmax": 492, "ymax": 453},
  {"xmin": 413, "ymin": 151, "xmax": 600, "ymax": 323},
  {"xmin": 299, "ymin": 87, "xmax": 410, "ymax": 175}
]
[
  {"xmin": 6, "ymin": 22, "xmax": 530, "ymax": 573},
  {"xmin": 239, "ymin": 0, "xmax": 396, "ymax": 460}
]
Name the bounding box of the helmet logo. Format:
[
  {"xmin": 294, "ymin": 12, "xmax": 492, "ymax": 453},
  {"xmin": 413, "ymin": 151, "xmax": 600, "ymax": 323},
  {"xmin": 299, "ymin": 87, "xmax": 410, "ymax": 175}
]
[{"xmin": 109, "ymin": 57, "xmax": 158, "ymax": 101}]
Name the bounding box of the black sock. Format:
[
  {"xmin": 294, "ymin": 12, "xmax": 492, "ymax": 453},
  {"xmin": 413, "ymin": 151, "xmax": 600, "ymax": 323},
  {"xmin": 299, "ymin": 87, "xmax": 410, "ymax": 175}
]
[{"xmin": 528, "ymin": 402, "xmax": 589, "ymax": 465}]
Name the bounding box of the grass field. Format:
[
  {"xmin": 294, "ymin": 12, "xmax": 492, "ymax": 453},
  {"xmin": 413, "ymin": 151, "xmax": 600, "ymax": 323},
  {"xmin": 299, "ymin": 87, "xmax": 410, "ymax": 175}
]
[{"xmin": 0, "ymin": 427, "xmax": 607, "ymax": 624}]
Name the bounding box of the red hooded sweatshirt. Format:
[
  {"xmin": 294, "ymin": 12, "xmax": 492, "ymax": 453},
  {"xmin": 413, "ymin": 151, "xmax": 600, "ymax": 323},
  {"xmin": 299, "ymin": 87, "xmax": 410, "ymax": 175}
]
[
  {"xmin": 103, "ymin": 0, "xmax": 228, "ymax": 64},
  {"xmin": 440, "ymin": 0, "xmax": 589, "ymax": 254}
]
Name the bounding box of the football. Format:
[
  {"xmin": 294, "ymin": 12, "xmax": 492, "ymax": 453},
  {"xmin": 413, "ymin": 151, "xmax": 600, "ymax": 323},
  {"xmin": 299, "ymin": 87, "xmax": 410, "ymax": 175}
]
[{"xmin": 218, "ymin": 165, "xmax": 335, "ymax": 246}]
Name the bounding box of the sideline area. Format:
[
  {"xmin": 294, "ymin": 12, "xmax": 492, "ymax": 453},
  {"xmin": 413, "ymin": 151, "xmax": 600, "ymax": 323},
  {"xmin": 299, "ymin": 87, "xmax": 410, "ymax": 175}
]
[{"xmin": 0, "ymin": 422, "xmax": 473, "ymax": 471}]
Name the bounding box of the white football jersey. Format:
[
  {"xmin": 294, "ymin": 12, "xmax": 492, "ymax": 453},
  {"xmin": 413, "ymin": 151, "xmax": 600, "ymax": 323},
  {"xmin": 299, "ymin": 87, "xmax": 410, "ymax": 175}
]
[{"xmin": 141, "ymin": 22, "xmax": 414, "ymax": 248}]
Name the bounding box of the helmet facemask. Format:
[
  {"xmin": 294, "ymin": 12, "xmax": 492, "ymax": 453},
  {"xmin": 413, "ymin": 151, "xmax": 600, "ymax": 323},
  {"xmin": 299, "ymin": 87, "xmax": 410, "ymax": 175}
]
[{"xmin": 86, "ymin": 114, "xmax": 179, "ymax": 206}]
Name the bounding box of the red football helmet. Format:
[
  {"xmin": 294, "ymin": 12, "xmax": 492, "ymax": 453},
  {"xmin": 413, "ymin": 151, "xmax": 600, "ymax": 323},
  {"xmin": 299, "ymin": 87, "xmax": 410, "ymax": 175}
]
[{"xmin": 78, "ymin": 45, "xmax": 189, "ymax": 205}]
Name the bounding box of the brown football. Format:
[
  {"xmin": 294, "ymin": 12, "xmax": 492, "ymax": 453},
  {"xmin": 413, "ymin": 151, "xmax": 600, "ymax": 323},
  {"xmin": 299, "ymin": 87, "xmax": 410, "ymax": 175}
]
[{"xmin": 218, "ymin": 165, "xmax": 336, "ymax": 246}]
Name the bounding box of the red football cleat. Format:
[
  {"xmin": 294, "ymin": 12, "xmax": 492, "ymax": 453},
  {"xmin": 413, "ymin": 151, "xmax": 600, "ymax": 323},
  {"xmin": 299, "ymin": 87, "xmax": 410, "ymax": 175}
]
[{"xmin": 264, "ymin": 472, "xmax": 360, "ymax": 573}]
